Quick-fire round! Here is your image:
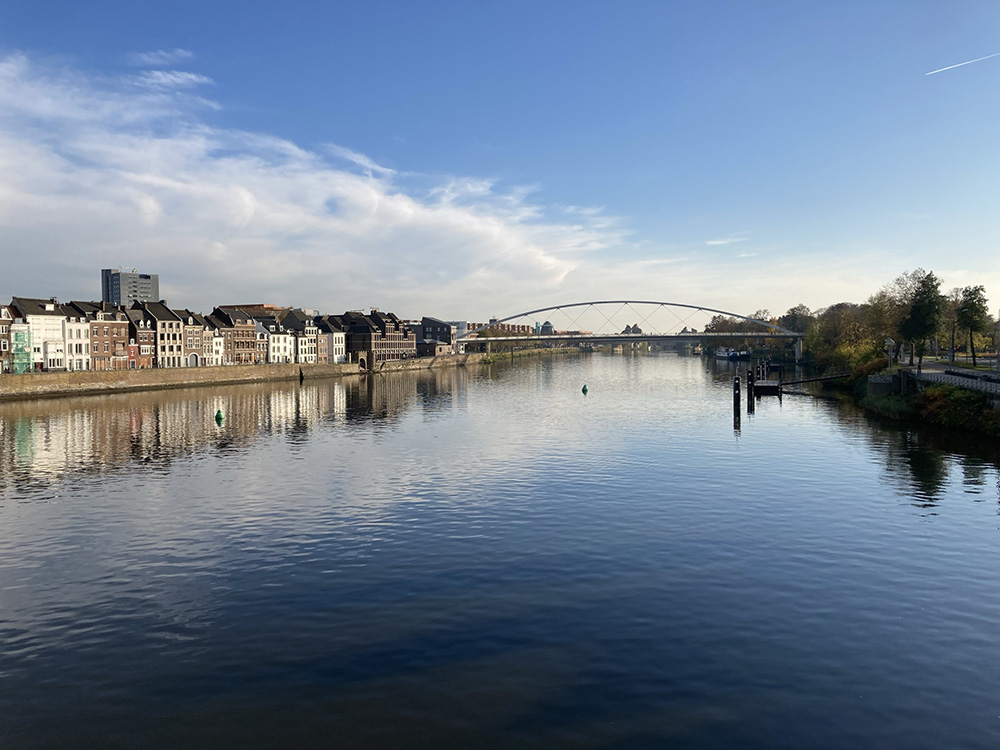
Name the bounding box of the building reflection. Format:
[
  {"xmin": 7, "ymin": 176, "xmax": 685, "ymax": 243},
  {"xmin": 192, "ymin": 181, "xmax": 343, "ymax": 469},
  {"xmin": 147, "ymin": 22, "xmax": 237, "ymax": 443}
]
[
  {"xmin": 2, "ymin": 362, "xmax": 999, "ymax": 512},
  {"xmin": 0, "ymin": 368, "xmax": 475, "ymax": 487}
]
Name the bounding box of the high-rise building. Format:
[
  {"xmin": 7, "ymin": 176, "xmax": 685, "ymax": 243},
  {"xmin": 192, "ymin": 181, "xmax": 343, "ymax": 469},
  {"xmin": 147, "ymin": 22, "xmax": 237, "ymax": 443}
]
[{"xmin": 101, "ymin": 268, "xmax": 159, "ymax": 307}]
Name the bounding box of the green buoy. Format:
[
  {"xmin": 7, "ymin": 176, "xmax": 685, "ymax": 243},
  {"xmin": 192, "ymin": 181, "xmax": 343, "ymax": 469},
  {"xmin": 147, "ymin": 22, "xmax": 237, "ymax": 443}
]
[
  {"xmin": 215, "ymin": 409, "xmax": 224, "ymax": 424},
  {"xmin": 582, "ymin": 384, "xmax": 588, "ymax": 395}
]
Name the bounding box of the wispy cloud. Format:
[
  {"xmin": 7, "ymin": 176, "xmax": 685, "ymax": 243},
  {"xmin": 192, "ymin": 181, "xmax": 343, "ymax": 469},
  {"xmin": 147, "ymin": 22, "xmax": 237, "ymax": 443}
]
[
  {"xmin": 127, "ymin": 49, "xmax": 195, "ymax": 67},
  {"xmin": 926, "ymin": 51, "xmax": 1000, "ymax": 76},
  {"xmin": 131, "ymin": 70, "xmax": 213, "ymax": 89},
  {"xmin": 706, "ymin": 237, "xmax": 748, "ymax": 246},
  {"xmin": 325, "ymin": 144, "xmax": 396, "ymax": 177}
]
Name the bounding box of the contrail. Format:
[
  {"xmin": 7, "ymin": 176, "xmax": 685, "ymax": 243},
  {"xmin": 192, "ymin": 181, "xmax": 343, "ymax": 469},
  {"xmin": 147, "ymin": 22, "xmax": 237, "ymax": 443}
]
[{"xmin": 926, "ymin": 51, "xmax": 1000, "ymax": 76}]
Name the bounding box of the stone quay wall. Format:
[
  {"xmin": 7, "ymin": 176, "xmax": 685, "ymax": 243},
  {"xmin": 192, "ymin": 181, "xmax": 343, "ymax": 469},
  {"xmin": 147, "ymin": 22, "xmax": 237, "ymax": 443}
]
[
  {"xmin": 0, "ymin": 350, "xmax": 578, "ymax": 402},
  {"xmin": 0, "ymin": 348, "xmax": 579, "ymax": 402}
]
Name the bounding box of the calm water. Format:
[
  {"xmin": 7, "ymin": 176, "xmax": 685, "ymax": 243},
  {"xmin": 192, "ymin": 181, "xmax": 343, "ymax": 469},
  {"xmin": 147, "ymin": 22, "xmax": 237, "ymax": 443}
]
[{"xmin": 1, "ymin": 354, "xmax": 998, "ymax": 749}]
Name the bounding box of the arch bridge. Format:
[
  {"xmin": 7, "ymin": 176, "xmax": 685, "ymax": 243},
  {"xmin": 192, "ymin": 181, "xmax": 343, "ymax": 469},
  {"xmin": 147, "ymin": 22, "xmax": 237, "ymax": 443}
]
[{"xmin": 456, "ymin": 300, "xmax": 804, "ymax": 360}]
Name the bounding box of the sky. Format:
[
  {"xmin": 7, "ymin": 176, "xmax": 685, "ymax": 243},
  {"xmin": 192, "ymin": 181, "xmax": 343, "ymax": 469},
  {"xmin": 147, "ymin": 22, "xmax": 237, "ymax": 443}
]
[{"xmin": 1, "ymin": 0, "xmax": 999, "ymax": 321}]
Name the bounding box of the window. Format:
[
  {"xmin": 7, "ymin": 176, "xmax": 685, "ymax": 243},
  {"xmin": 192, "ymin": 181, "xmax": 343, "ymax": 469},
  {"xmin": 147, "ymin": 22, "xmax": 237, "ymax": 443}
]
[{"xmin": 104, "ymin": 342, "xmax": 109, "ymax": 353}]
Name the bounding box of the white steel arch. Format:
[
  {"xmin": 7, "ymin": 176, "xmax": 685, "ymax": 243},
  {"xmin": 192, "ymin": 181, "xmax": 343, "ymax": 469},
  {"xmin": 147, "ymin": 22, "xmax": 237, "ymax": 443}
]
[{"xmin": 458, "ymin": 300, "xmax": 800, "ymax": 339}]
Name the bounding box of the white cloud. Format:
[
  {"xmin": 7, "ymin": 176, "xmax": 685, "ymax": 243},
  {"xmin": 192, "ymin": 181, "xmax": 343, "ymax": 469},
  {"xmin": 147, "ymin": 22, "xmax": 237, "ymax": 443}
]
[
  {"xmin": 131, "ymin": 70, "xmax": 214, "ymax": 89},
  {"xmin": 127, "ymin": 49, "xmax": 195, "ymax": 67},
  {"xmin": 325, "ymin": 144, "xmax": 396, "ymax": 177},
  {"xmin": 0, "ymin": 53, "xmax": 627, "ymax": 318},
  {"xmin": 706, "ymin": 237, "xmax": 749, "ymax": 246},
  {"xmin": 7, "ymin": 53, "xmax": 967, "ymax": 320}
]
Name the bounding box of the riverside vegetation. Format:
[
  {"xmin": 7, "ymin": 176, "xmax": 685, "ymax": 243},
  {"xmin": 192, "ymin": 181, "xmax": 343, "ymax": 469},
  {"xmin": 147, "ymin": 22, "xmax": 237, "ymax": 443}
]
[{"xmin": 700, "ymin": 268, "xmax": 1000, "ymax": 436}]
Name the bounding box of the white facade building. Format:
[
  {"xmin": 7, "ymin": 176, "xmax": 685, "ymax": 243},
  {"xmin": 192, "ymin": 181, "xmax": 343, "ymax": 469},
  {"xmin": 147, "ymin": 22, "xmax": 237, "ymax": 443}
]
[
  {"xmin": 63, "ymin": 314, "xmax": 91, "ymax": 371},
  {"xmin": 268, "ymin": 330, "xmax": 294, "ymax": 363},
  {"xmin": 330, "ymin": 330, "xmax": 347, "ymax": 364},
  {"xmin": 11, "ymin": 298, "xmax": 70, "ymax": 371}
]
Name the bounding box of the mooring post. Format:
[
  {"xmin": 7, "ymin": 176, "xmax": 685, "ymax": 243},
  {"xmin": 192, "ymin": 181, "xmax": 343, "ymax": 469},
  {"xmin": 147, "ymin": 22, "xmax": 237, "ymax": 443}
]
[{"xmin": 733, "ymin": 375, "xmax": 740, "ymax": 405}]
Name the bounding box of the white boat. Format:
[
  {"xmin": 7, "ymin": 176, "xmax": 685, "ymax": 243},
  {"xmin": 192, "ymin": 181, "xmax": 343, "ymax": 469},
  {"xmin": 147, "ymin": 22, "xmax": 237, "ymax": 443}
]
[{"xmin": 715, "ymin": 347, "xmax": 750, "ymax": 361}]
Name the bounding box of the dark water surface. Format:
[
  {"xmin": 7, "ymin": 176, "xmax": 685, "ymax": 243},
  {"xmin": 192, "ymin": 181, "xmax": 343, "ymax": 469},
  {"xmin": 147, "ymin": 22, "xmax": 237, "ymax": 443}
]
[{"xmin": 1, "ymin": 354, "xmax": 998, "ymax": 749}]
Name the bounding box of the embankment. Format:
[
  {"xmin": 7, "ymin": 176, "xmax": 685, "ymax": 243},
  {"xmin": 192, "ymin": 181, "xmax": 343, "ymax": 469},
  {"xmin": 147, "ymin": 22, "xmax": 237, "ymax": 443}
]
[{"xmin": 0, "ymin": 347, "xmax": 578, "ymax": 402}]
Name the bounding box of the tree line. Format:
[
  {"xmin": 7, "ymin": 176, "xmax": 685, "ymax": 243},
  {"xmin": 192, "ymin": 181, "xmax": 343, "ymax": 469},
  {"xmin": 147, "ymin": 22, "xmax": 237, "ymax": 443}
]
[{"xmin": 704, "ymin": 269, "xmax": 995, "ymax": 370}]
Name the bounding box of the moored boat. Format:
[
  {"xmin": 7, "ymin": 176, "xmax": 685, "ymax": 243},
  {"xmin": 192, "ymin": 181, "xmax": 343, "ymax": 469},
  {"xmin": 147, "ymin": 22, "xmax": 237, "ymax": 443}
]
[{"xmin": 715, "ymin": 347, "xmax": 750, "ymax": 361}]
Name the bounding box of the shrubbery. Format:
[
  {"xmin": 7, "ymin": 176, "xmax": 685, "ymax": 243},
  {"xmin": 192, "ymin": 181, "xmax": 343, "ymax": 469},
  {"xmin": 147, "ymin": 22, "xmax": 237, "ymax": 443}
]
[{"xmin": 912, "ymin": 385, "xmax": 1000, "ymax": 436}]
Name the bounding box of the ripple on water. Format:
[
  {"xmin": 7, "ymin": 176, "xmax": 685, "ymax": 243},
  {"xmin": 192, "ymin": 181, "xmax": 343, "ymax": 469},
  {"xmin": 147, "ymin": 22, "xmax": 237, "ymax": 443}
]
[{"xmin": 1, "ymin": 356, "xmax": 999, "ymax": 749}]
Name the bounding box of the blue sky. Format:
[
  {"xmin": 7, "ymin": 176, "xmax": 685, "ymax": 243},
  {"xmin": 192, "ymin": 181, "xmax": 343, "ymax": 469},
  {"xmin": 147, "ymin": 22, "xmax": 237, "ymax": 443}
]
[{"xmin": 1, "ymin": 0, "xmax": 998, "ymax": 320}]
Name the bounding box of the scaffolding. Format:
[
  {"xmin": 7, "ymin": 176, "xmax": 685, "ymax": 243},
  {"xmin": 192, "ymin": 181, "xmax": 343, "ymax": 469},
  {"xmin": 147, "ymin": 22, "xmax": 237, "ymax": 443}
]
[{"xmin": 12, "ymin": 329, "xmax": 32, "ymax": 374}]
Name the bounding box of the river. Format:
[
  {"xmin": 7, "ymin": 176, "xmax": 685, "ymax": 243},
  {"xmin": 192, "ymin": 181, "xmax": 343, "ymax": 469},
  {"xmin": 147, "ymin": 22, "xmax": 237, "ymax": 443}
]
[{"xmin": 1, "ymin": 353, "xmax": 998, "ymax": 749}]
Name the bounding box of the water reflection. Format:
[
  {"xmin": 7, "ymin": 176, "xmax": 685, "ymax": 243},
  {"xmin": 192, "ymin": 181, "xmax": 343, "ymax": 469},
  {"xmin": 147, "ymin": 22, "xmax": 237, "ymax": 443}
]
[
  {"xmin": 710, "ymin": 358, "xmax": 1000, "ymax": 509},
  {"xmin": 2, "ymin": 358, "xmax": 999, "ymax": 515},
  {"xmin": 814, "ymin": 397, "xmax": 1000, "ymax": 508},
  {"xmin": 0, "ymin": 366, "xmax": 478, "ymax": 492},
  {"xmin": 1, "ymin": 355, "xmax": 999, "ymax": 749}
]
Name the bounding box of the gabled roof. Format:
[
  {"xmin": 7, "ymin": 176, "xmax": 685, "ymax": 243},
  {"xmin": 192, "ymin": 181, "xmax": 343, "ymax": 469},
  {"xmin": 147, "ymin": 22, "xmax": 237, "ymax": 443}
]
[
  {"xmin": 125, "ymin": 309, "xmax": 148, "ymax": 326},
  {"xmin": 131, "ymin": 300, "xmax": 182, "ymax": 322},
  {"xmin": 281, "ymin": 309, "xmax": 318, "ymax": 332},
  {"xmin": 11, "ymin": 296, "xmax": 67, "ymax": 317},
  {"xmin": 67, "ymin": 300, "xmax": 124, "ymax": 318},
  {"xmin": 314, "ymin": 315, "xmax": 344, "ymax": 334},
  {"xmin": 176, "ymin": 309, "xmax": 210, "ymax": 327},
  {"xmin": 213, "ymin": 306, "xmax": 253, "ymax": 326},
  {"xmin": 253, "ymin": 316, "xmax": 288, "ymax": 332},
  {"xmin": 206, "ymin": 313, "xmax": 232, "ymax": 330}
]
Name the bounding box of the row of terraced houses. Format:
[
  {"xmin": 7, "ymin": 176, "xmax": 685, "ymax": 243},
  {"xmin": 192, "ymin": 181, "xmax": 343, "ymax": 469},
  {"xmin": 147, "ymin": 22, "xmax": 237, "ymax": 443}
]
[{"xmin": 0, "ymin": 297, "xmax": 486, "ymax": 374}]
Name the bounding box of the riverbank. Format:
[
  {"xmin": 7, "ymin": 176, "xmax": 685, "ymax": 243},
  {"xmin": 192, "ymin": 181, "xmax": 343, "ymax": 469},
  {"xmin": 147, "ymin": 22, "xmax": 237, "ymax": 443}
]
[
  {"xmin": 822, "ymin": 357, "xmax": 1000, "ymax": 437},
  {"xmin": 0, "ymin": 347, "xmax": 580, "ymax": 402}
]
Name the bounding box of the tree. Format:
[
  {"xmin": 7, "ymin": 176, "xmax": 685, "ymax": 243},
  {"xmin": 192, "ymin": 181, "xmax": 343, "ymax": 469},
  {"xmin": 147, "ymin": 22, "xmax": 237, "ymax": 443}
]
[
  {"xmin": 956, "ymin": 285, "xmax": 991, "ymax": 366},
  {"xmin": 806, "ymin": 302, "xmax": 871, "ymax": 369},
  {"xmin": 941, "ymin": 287, "xmax": 963, "ymax": 362},
  {"xmin": 898, "ymin": 270, "xmax": 944, "ymax": 370},
  {"xmin": 778, "ymin": 304, "xmax": 815, "ymax": 333},
  {"xmin": 877, "ymin": 270, "xmax": 926, "ymax": 364},
  {"xmin": 863, "ymin": 290, "xmax": 902, "ymax": 357}
]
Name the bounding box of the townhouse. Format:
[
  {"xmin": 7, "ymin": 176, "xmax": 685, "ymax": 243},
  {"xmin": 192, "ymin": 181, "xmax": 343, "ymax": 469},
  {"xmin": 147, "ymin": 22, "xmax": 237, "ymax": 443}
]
[
  {"xmin": 254, "ymin": 316, "xmax": 294, "ymax": 364},
  {"xmin": 69, "ymin": 302, "xmax": 130, "ymax": 371},
  {"xmin": 130, "ymin": 301, "xmax": 186, "ymax": 368},
  {"xmin": 125, "ymin": 308, "xmax": 156, "ymax": 369},
  {"xmin": 61, "ymin": 306, "xmax": 91, "ymax": 372},
  {"xmin": 10, "ymin": 297, "xmax": 71, "ymax": 371},
  {"xmin": 315, "ymin": 316, "xmax": 347, "ymax": 364},
  {"xmin": 0, "ymin": 305, "xmax": 12, "ymax": 373},
  {"xmin": 3, "ymin": 292, "xmax": 442, "ymax": 375},
  {"xmin": 329, "ymin": 309, "xmax": 415, "ymax": 368},
  {"xmin": 213, "ymin": 307, "xmax": 258, "ymax": 364},
  {"xmin": 280, "ymin": 309, "xmax": 319, "ymax": 364},
  {"xmin": 176, "ymin": 309, "xmax": 210, "ymax": 368}
]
